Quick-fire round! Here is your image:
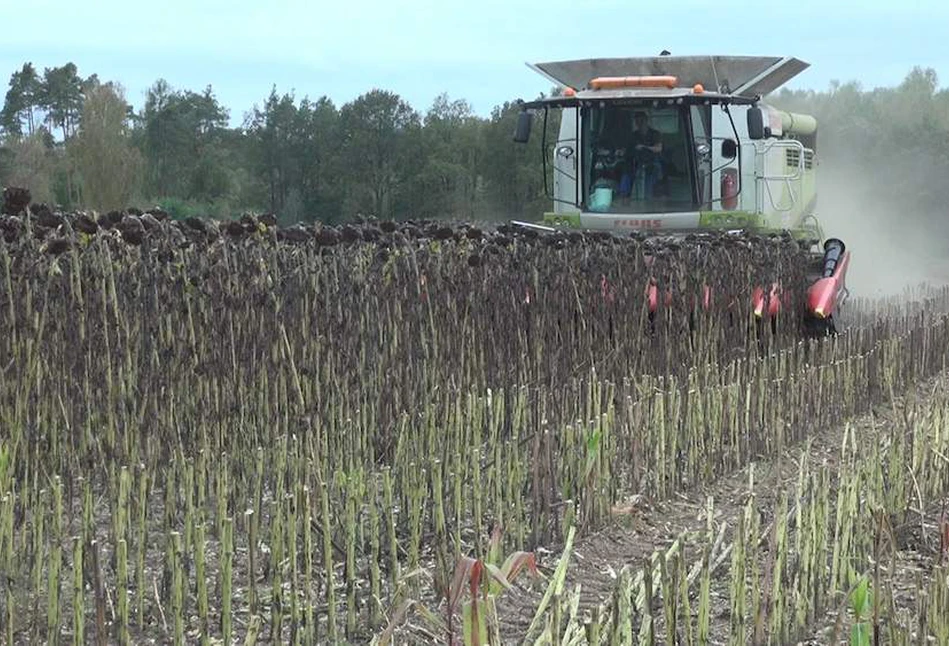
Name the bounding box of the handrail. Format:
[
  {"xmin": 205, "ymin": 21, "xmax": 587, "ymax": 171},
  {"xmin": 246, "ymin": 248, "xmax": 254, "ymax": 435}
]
[
  {"xmin": 756, "ymin": 139, "xmax": 808, "ymax": 212},
  {"xmin": 758, "ymin": 139, "xmax": 805, "ymax": 181},
  {"xmin": 552, "ymin": 137, "xmax": 578, "ymax": 183}
]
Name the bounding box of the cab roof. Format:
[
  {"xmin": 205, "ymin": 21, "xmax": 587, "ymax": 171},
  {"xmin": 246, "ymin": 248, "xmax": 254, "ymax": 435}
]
[
  {"xmin": 518, "ymin": 86, "xmax": 757, "ymax": 110},
  {"xmin": 527, "ymin": 55, "xmax": 809, "ymax": 97}
]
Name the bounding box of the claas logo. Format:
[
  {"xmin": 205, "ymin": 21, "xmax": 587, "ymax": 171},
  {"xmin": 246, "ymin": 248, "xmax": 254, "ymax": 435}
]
[{"xmin": 614, "ymin": 219, "xmax": 662, "ymax": 229}]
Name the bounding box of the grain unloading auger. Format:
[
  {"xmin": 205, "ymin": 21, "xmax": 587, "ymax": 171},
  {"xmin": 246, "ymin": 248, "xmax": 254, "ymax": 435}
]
[{"xmin": 511, "ymin": 54, "xmax": 850, "ymax": 336}]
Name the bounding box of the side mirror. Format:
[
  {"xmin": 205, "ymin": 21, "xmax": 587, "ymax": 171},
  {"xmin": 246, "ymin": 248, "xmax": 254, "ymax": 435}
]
[
  {"xmin": 556, "ymin": 145, "xmax": 574, "ymax": 158},
  {"xmin": 747, "ymin": 107, "xmax": 765, "ymax": 140},
  {"xmin": 721, "ymin": 138, "xmax": 737, "ymax": 159},
  {"xmin": 513, "ymin": 111, "xmax": 532, "ymax": 143}
]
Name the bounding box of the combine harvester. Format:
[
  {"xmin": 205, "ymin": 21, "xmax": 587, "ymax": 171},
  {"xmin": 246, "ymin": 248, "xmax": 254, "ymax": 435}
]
[{"xmin": 512, "ymin": 54, "xmax": 849, "ymax": 336}]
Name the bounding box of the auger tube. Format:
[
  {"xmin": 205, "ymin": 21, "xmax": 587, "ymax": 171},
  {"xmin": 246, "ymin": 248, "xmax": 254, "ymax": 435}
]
[
  {"xmin": 819, "ymin": 238, "xmax": 845, "ymax": 277},
  {"xmin": 774, "ymin": 110, "xmax": 818, "ymax": 136}
]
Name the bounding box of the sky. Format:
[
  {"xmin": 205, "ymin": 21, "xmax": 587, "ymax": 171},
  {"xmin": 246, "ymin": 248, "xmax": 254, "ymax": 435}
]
[{"xmin": 0, "ymin": 0, "xmax": 947, "ymax": 124}]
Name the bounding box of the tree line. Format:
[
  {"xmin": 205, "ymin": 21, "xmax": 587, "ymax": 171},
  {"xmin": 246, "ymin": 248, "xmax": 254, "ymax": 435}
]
[
  {"xmin": 1, "ymin": 61, "xmax": 947, "ymax": 227},
  {"xmin": 0, "ymin": 61, "xmax": 551, "ymax": 224}
]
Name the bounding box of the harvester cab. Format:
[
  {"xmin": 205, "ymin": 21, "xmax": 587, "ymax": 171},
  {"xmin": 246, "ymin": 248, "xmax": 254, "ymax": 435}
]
[{"xmin": 512, "ymin": 54, "xmax": 849, "ymax": 334}]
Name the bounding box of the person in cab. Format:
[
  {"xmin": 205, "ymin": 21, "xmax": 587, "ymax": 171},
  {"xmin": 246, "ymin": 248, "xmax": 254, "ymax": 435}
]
[{"xmin": 629, "ymin": 111, "xmax": 664, "ymax": 198}]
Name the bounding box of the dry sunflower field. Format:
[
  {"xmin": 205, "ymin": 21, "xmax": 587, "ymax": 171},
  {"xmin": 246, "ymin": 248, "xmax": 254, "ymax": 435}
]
[{"xmin": 1, "ymin": 189, "xmax": 948, "ymax": 645}]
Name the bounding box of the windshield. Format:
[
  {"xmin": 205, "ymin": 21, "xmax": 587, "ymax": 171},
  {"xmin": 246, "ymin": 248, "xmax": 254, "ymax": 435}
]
[{"xmin": 582, "ymin": 104, "xmax": 697, "ymax": 214}]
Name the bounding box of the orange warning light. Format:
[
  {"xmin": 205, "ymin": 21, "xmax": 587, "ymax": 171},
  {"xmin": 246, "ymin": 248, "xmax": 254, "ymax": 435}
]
[{"xmin": 589, "ymin": 75, "xmax": 678, "ymax": 90}]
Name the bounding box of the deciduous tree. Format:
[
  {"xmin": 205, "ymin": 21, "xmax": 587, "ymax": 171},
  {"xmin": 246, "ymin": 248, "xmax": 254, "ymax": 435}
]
[
  {"xmin": 338, "ymin": 89, "xmax": 420, "ymax": 220},
  {"xmin": 71, "ymin": 83, "xmax": 143, "ymax": 211}
]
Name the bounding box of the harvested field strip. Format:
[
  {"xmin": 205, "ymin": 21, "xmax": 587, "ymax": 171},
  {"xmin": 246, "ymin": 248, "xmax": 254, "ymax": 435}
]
[
  {"xmin": 496, "ymin": 371, "xmax": 949, "ymax": 645},
  {"xmin": 0, "ymin": 218, "xmax": 948, "ymax": 643}
]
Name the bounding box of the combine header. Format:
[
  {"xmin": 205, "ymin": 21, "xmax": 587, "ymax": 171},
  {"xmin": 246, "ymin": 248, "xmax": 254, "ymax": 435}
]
[{"xmin": 512, "ymin": 54, "xmax": 849, "ymax": 335}]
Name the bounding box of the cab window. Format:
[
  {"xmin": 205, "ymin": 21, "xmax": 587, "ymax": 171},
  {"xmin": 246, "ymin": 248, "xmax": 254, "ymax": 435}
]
[{"xmin": 582, "ymin": 104, "xmax": 695, "ymax": 214}]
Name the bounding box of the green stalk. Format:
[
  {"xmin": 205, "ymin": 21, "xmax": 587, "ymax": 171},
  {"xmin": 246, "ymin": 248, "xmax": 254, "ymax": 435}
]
[
  {"xmin": 135, "ymin": 466, "xmax": 148, "ymax": 627},
  {"xmin": 116, "ymin": 538, "xmax": 129, "ymax": 645},
  {"xmin": 116, "ymin": 467, "xmax": 129, "ymax": 644},
  {"xmin": 697, "ymin": 544, "xmax": 711, "ymax": 646},
  {"xmin": 270, "ymin": 489, "xmax": 284, "ymax": 641},
  {"xmin": 321, "ymin": 481, "xmax": 337, "ymax": 642},
  {"xmin": 221, "ymin": 517, "xmax": 233, "ymax": 644},
  {"xmin": 171, "ymin": 532, "xmax": 183, "ymax": 646},
  {"xmin": 677, "ymin": 547, "xmax": 693, "ymax": 646},
  {"xmin": 216, "ymin": 456, "xmax": 228, "ymax": 542},
  {"xmin": 768, "ymin": 492, "xmax": 789, "ymax": 643},
  {"xmin": 32, "ymin": 486, "xmax": 46, "ymax": 640},
  {"xmin": 47, "ymin": 477, "xmax": 62, "ymax": 645},
  {"xmin": 345, "ymin": 471, "xmax": 358, "ymax": 638},
  {"xmin": 195, "ymin": 515, "xmax": 209, "ymax": 646},
  {"xmin": 72, "ymin": 535, "xmax": 83, "ymax": 646},
  {"xmin": 183, "ymin": 460, "xmax": 194, "ymax": 555},
  {"xmin": 660, "ymin": 552, "xmax": 677, "ymax": 646},
  {"xmin": 382, "ymin": 467, "xmax": 399, "ymax": 594},
  {"xmin": 728, "ymin": 510, "xmax": 746, "ymax": 646},
  {"xmin": 1, "ymin": 491, "xmax": 13, "ymax": 644},
  {"xmin": 610, "ymin": 566, "xmax": 632, "ymax": 644},
  {"xmin": 288, "ymin": 485, "xmax": 299, "ymax": 645},
  {"xmin": 639, "ymin": 554, "xmax": 654, "ymax": 646},
  {"xmin": 303, "ymin": 485, "xmax": 315, "ymax": 646},
  {"xmin": 368, "ymin": 475, "xmax": 382, "ymax": 630},
  {"xmin": 249, "ymin": 445, "xmax": 263, "ymax": 617},
  {"xmin": 246, "ymin": 508, "xmax": 258, "ymax": 617}
]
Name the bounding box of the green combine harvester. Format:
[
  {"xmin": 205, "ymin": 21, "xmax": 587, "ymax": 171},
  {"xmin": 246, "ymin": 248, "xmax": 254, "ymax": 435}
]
[{"xmin": 512, "ymin": 54, "xmax": 850, "ymax": 335}]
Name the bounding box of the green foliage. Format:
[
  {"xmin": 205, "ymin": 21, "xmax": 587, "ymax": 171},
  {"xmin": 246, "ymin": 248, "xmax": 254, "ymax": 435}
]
[
  {"xmin": 407, "ymin": 93, "xmax": 483, "ymax": 220},
  {"xmin": 769, "ymin": 65, "xmax": 949, "ymax": 236},
  {"xmin": 0, "ymin": 145, "xmax": 11, "ymax": 183},
  {"xmin": 848, "ymin": 575, "xmax": 872, "ymax": 646},
  {"xmin": 0, "ymin": 440, "xmax": 10, "ymax": 495},
  {"xmin": 0, "ymin": 63, "xmax": 42, "ymax": 136},
  {"xmin": 70, "ymin": 82, "xmax": 143, "ymax": 211},
  {"xmin": 139, "ymin": 79, "xmax": 231, "ymax": 200},
  {"xmin": 0, "ymin": 61, "xmax": 100, "ymax": 208},
  {"xmin": 478, "ymin": 99, "xmax": 557, "ymax": 220},
  {"xmin": 40, "ymin": 63, "xmax": 87, "ymax": 141},
  {"xmin": 0, "ymin": 130, "xmax": 57, "ymax": 204},
  {"xmin": 337, "ymin": 89, "xmax": 421, "ymax": 220},
  {"xmin": 245, "ymin": 89, "xmax": 341, "ymax": 223},
  {"xmin": 155, "ymin": 196, "xmax": 238, "ymax": 221}
]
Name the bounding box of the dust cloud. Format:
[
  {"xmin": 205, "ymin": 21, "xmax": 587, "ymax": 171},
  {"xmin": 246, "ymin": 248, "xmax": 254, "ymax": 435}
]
[{"xmin": 814, "ymin": 159, "xmax": 949, "ymax": 299}]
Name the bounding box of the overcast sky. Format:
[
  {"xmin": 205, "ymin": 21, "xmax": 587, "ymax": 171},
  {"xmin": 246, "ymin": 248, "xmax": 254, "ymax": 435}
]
[{"xmin": 0, "ymin": 0, "xmax": 945, "ymax": 123}]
